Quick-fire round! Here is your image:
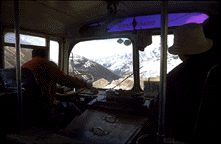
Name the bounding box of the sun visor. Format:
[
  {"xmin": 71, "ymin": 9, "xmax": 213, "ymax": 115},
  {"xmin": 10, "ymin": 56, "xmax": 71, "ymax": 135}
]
[
  {"xmin": 136, "ymin": 30, "xmax": 152, "ymax": 51},
  {"xmin": 90, "ymin": 12, "xmax": 208, "ymax": 33}
]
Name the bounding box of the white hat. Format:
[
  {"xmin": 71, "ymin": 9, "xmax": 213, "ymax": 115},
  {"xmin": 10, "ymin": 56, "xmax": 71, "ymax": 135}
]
[{"xmin": 168, "ymin": 23, "xmax": 213, "ymax": 55}]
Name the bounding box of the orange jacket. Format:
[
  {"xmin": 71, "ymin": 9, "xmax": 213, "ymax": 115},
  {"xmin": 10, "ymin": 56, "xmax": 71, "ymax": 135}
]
[{"xmin": 22, "ymin": 56, "xmax": 87, "ymax": 114}]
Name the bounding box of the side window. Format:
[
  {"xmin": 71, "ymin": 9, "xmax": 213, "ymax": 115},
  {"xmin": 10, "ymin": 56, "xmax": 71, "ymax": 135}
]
[
  {"xmin": 139, "ymin": 34, "xmax": 182, "ymax": 92},
  {"xmin": 50, "ymin": 40, "xmax": 59, "ymax": 65},
  {"xmin": 4, "ymin": 32, "xmax": 46, "ymax": 46},
  {"xmin": 4, "ymin": 32, "xmax": 46, "ymax": 68},
  {"xmin": 3, "ymin": 32, "xmax": 60, "ymax": 68}
]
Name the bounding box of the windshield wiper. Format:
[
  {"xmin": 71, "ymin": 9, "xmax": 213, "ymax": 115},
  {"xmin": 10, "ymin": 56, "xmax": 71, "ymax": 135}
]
[{"xmin": 112, "ymin": 66, "xmax": 144, "ymax": 89}]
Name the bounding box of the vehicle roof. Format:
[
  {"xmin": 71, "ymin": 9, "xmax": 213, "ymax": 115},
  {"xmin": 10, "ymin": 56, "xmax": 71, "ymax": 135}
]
[{"xmin": 1, "ymin": 1, "xmax": 219, "ymax": 38}]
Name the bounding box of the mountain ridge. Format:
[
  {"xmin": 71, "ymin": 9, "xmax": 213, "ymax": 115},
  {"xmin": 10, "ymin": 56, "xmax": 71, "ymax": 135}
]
[
  {"xmin": 69, "ymin": 55, "xmax": 121, "ymax": 82},
  {"xmin": 92, "ymin": 46, "xmax": 182, "ymax": 79}
]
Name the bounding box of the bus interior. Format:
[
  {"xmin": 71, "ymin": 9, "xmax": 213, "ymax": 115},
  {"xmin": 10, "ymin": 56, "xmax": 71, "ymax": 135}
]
[{"xmin": 0, "ymin": 1, "xmax": 219, "ymax": 144}]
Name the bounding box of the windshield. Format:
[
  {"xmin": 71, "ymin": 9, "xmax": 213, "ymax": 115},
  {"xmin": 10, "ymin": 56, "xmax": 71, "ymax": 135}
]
[
  {"xmin": 69, "ymin": 38, "xmax": 133, "ymax": 90},
  {"xmin": 69, "ymin": 36, "xmax": 181, "ymax": 91}
]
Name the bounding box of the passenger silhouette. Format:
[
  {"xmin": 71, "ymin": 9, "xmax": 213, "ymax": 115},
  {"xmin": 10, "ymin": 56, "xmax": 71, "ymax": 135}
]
[{"xmin": 148, "ymin": 19, "xmax": 220, "ymax": 143}]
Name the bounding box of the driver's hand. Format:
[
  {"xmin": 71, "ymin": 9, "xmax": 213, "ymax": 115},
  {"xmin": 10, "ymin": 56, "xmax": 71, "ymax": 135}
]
[{"xmin": 85, "ymin": 81, "xmax": 93, "ymax": 89}]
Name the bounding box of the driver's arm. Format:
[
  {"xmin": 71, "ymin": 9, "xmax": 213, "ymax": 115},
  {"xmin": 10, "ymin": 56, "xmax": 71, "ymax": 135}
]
[{"xmin": 46, "ymin": 60, "xmax": 90, "ymax": 88}]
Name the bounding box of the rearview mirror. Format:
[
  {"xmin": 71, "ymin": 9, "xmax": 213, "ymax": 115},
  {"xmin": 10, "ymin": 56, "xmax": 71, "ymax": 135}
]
[{"xmin": 116, "ymin": 30, "xmax": 152, "ymax": 50}]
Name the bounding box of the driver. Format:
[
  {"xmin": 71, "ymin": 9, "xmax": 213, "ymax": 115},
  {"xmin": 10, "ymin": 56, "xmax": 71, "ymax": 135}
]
[{"xmin": 22, "ymin": 49, "xmax": 92, "ymax": 116}]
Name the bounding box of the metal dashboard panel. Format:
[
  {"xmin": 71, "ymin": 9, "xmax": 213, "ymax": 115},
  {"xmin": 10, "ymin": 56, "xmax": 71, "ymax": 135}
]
[{"xmin": 59, "ymin": 109, "xmax": 147, "ymax": 144}]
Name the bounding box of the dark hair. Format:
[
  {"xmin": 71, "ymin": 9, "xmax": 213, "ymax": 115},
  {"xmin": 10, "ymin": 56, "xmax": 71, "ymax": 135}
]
[{"xmin": 32, "ymin": 49, "xmax": 48, "ymax": 59}]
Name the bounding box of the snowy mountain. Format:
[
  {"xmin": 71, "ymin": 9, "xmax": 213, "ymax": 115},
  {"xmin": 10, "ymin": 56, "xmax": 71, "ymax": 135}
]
[
  {"xmin": 139, "ymin": 46, "xmax": 182, "ymax": 78},
  {"xmin": 92, "ymin": 53, "xmax": 133, "ymax": 77},
  {"xmin": 92, "ymin": 46, "xmax": 182, "ymax": 79}
]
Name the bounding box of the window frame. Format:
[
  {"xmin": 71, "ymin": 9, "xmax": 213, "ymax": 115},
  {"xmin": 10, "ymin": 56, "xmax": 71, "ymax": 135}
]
[
  {"xmin": 69, "ymin": 33, "xmax": 139, "ymax": 91},
  {"xmin": 70, "ymin": 29, "xmax": 178, "ymax": 92},
  {"xmin": 3, "ymin": 29, "xmax": 62, "ymax": 68},
  {"xmin": 69, "ymin": 12, "xmax": 209, "ymax": 91}
]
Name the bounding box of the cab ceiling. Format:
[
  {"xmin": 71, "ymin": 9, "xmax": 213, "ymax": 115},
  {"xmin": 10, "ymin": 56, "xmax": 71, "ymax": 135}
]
[{"xmin": 1, "ymin": 1, "xmax": 219, "ymax": 38}]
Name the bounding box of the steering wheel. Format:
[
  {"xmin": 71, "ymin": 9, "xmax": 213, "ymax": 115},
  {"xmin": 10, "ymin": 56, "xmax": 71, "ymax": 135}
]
[{"xmin": 56, "ymin": 73, "xmax": 94, "ymax": 97}]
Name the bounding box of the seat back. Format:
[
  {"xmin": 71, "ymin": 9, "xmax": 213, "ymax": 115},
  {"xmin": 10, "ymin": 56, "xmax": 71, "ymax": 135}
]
[
  {"xmin": 168, "ymin": 56, "xmax": 219, "ymax": 142},
  {"xmin": 193, "ymin": 64, "xmax": 219, "ymax": 143},
  {"xmin": 0, "ymin": 67, "xmax": 46, "ymax": 127}
]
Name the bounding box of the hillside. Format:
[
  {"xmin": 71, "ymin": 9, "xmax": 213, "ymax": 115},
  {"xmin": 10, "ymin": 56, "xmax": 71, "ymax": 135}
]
[
  {"xmin": 69, "ymin": 55, "xmax": 121, "ymax": 82},
  {"xmin": 4, "ymin": 46, "xmax": 120, "ymax": 84},
  {"xmin": 4, "ymin": 46, "xmax": 33, "ymax": 68},
  {"xmin": 92, "ymin": 53, "xmax": 133, "ymax": 77},
  {"xmin": 4, "ymin": 35, "xmax": 38, "ymax": 68}
]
